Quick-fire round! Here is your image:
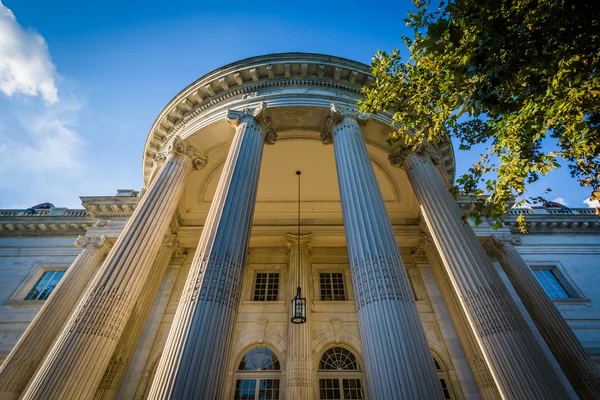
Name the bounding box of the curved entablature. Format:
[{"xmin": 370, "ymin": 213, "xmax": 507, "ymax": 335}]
[{"xmin": 143, "ymin": 52, "xmax": 456, "ymax": 186}]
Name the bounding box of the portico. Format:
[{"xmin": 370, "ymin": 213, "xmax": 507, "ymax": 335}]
[{"xmin": 1, "ymin": 53, "xmax": 598, "ymax": 400}]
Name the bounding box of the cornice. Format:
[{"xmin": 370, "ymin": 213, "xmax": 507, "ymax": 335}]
[
  {"xmin": 0, "ymin": 207, "xmax": 93, "ymax": 237},
  {"xmin": 143, "ymin": 53, "xmax": 374, "ymax": 183},
  {"xmin": 80, "ymin": 192, "xmax": 140, "ymax": 218}
]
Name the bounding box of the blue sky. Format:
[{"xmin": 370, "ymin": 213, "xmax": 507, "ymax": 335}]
[{"xmin": 0, "ymin": 0, "xmax": 596, "ymax": 210}]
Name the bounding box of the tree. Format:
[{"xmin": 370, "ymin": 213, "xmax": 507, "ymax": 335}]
[{"xmin": 359, "ymin": 0, "xmax": 600, "ymax": 228}]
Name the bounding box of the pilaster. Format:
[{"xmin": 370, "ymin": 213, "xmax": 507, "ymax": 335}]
[
  {"xmin": 487, "ymin": 235, "xmax": 600, "ymax": 399},
  {"xmin": 147, "ymin": 102, "xmax": 274, "ymax": 399},
  {"xmin": 0, "ymin": 236, "xmax": 112, "ymax": 400},
  {"xmin": 285, "ymin": 233, "xmax": 314, "ymax": 399},
  {"xmin": 21, "ymin": 136, "xmax": 202, "ymax": 400}
]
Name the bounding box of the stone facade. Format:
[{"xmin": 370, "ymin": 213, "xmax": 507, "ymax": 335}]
[{"xmin": 0, "ymin": 53, "xmax": 599, "ymax": 399}]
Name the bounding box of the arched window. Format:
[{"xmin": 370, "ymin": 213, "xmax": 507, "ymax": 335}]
[
  {"xmin": 234, "ymin": 346, "xmax": 281, "ymax": 399},
  {"xmin": 318, "ymin": 347, "xmax": 365, "ymax": 400},
  {"xmin": 433, "ymin": 354, "xmax": 452, "ymax": 399}
]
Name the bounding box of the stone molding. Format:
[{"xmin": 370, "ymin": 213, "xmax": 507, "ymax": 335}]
[{"xmin": 143, "ymin": 54, "xmax": 372, "ymax": 180}]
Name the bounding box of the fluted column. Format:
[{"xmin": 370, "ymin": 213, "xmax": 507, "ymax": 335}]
[
  {"xmin": 285, "ymin": 233, "xmax": 314, "ymax": 400},
  {"xmin": 22, "ymin": 137, "xmax": 204, "ymax": 400},
  {"xmin": 0, "ymin": 236, "xmax": 112, "ymax": 400},
  {"xmin": 94, "ymin": 235, "xmax": 184, "ymax": 400},
  {"xmin": 148, "ymin": 102, "xmax": 276, "ymax": 399},
  {"xmin": 322, "ymin": 103, "xmax": 444, "ymax": 400},
  {"xmin": 487, "ymin": 235, "xmax": 600, "ymax": 399},
  {"xmin": 390, "ymin": 144, "xmax": 570, "ymax": 399},
  {"xmin": 415, "ymin": 235, "xmax": 501, "ymax": 400}
]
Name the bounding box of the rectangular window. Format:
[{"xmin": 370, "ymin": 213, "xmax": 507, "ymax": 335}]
[
  {"xmin": 533, "ymin": 269, "xmax": 572, "ymax": 299},
  {"xmin": 320, "ymin": 272, "xmax": 346, "ymax": 301},
  {"xmin": 319, "ymin": 379, "xmax": 341, "ymax": 400},
  {"xmin": 234, "ymin": 379, "xmax": 279, "ymax": 399},
  {"xmin": 24, "ymin": 270, "xmax": 65, "ymax": 301},
  {"xmin": 319, "ymin": 379, "xmax": 364, "ymax": 399},
  {"xmin": 258, "ymin": 379, "xmax": 279, "ymax": 399},
  {"xmin": 234, "ymin": 379, "xmax": 256, "ymax": 399},
  {"xmin": 440, "ymin": 378, "xmax": 451, "ymax": 399},
  {"xmin": 253, "ymin": 272, "xmax": 279, "ymax": 301}
]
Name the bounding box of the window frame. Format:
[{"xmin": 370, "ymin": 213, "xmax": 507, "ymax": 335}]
[
  {"xmin": 242, "ymin": 264, "xmax": 286, "ymax": 303},
  {"xmin": 312, "ymin": 264, "xmax": 353, "ymax": 304},
  {"xmin": 233, "ymin": 345, "xmax": 282, "ymax": 400},
  {"xmin": 317, "ymin": 346, "xmax": 366, "ymax": 400},
  {"xmin": 319, "ymin": 272, "xmax": 347, "ymax": 301},
  {"xmin": 529, "ymin": 263, "xmax": 587, "ymax": 302},
  {"xmin": 432, "ymin": 353, "xmax": 454, "ymax": 400},
  {"xmin": 7, "ymin": 263, "xmax": 68, "ymax": 306},
  {"xmin": 252, "ymin": 271, "xmax": 280, "ymax": 302}
]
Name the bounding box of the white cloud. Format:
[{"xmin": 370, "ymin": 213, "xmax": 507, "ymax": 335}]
[
  {"xmin": 0, "ymin": 99, "xmax": 82, "ymax": 173},
  {"xmin": 583, "ymin": 198, "xmax": 600, "ymax": 208},
  {"xmin": 0, "ymin": 1, "xmax": 58, "ymax": 104},
  {"xmin": 551, "ymin": 197, "xmax": 568, "ymax": 206}
]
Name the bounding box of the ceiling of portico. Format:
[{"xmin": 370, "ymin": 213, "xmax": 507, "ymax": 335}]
[{"xmin": 178, "ymin": 123, "xmax": 421, "ymax": 227}]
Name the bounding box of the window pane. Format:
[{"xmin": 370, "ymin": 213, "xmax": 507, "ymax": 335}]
[
  {"xmin": 25, "ymin": 271, "xmax": 64, "ymax": 301},
  {"xmin": 320, "ymin": 273, "xmax": 332, "ymax": 301},
  {"xmin": 39, "ymin": 271, "xmax": 64, "ymax": 300},
  {"xmin": 533, "ymin": 268, "xmax": 571, "ymax": 299},
  {"xmin": 266, "ymin": 273, "xmax": 279, "ymax": 301},
  {"xmin": 234, "ymin": 379, "xmax": 257, "ymax": 400},
  {"xmin": 319, "ymin": 347, "xmax": 360, "ymax": 370},
  {"xmin": 320, "ymin": 273, "xmax": 345, "ymax": 301},
  {"xmin": 254, "ymin": 273, "xmax": 279, "ymax": 302},
  {"xmin": 254, "ymin": 273, "xmax": 267, "ymax": 301},
  {"xmin": 331, "ymin": 273, "xmax": 345, "ymax": 301},
  {"xmin": 342, "ymin": 379, "xmax": 364, "ymax": 399},
  {"xmin": 258, "ymin": 379, "xmax": 279, "ymax": 400},
  {"xmin": 319, "ymin": 379, "xmax": 341, "ymax": 400},
  {"xmin": 238, "ymin": 346, "xmax": 280, "ymax": 371},
  {"xmin": 440, "ymin": 378, "xmax": 451, "ymax": 399}
]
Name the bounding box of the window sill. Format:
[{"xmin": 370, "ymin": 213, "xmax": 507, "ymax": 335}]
[
  {"xmin": 4, "ymin": 300, "xmax": 45, "ymax": 307},
  {"xmin": 242, "ymin": 300, "xmax": 286, "ymax": 305},
  {"xmin": 552, "ymin": 297, "xmax": 591, "ymax": 305},
  {"xmin": 312, "ymin": 300, "xmax": 357, "ymax": 313}
]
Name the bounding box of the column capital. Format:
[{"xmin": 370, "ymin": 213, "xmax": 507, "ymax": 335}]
[
  {"xmin": 155, "ymin": 136, "xmax": 208, "ymax": 170},
  {"xmin": 226, "ymin": 102, "xmax": 276, "ymax": 144},
  {"xmin": 389, "ymin": 140, "xmax": 443, "ymax": 170},
  {"xmin": 486, "ymin": 234, "xmax": 523, "ymax": 256},
  {"xmin": 161, "ymin": 234, "xmax": 187, "ymax": 261},
  {"xmin": 413, "ymin": 234, "xmax": 435, "ymax": 256},
  {"xmin": 75, "ymin": 235, "xmax": 112, "ymax": 251},
  {"xmin": 285, "ymin": 233, "xmax": 314, "ymax": 249},
  {"xmin": 321, "ymin": 102, "xmax": 369, "ymax": 144}
]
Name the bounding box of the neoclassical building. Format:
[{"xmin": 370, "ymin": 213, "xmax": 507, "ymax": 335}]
[{"xmin": 0, "ymin": 53, "xmax": 599, "ymax": 400}]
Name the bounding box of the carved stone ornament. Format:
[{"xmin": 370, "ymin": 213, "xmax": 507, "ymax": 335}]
[
  {"xmin": 154, "ymin": 136, "xmax": 208, "ymax": 170},
  {"xmin": 75, "ymin": 235, "xmax": 111, "ymax": 250},
  {"xmin": 225, "ymin": 101, "xmax": 276, "ymax": 144},
  {"xmin": 389, "ymin": 139, "xmax": 443, "ymax": 170},
  {"xmin": 285, "ymin": 233, "xmax": 314, "ymax": 249},
  {"xmin": 414, "ymin": 234, "xmax": 435, "ymax": 256},
  {"xmin": 321, "ymin": 102, "xmax": 369, "ymax": 144},
  {"xmin": 486, "ymin": 235, "xmax": 523, "ymax": 256}
]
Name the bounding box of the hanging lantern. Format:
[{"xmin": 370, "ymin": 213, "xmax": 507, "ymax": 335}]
[
  {"xmin": 291, "ymin": 286, "xmax": 307, "ymax": 324},
  {"xmin": 291, "ymin": 170, "xmax": 307, "ymax": 325}
]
